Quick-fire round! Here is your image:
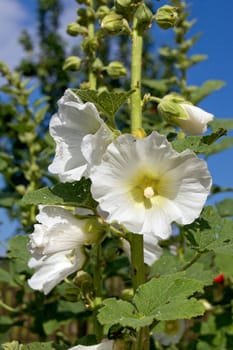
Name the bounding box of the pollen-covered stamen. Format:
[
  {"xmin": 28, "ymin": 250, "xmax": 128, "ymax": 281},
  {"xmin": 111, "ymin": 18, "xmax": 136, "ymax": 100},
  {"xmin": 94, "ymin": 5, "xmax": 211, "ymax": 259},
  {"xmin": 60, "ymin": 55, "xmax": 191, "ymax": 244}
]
[{"xmin": 143, "ymin": 186, "xmax": 155, "ymax": 199}]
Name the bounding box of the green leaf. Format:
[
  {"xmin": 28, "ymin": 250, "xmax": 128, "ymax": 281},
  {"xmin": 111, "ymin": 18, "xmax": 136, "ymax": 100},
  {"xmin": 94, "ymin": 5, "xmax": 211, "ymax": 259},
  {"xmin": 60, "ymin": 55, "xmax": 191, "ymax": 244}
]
[
  {"xmin": 215, "ymin": 253, "xmax": 233, "ymax": 278},
  {"xmin": 216, "ymin": 198, "xmax": 233, "ymax": 217},
  {"xmin": 134, "ymin": 274, "xmax": 204, "ymax": 321},
  {"xmin": 189, "ymin": 80, "xmax": 225, "ymax": 104},
  {"xmin": 210, "ymin": 118, "xmax": 233, "ymax": 131},
  {"xmin": 98, "ymin": 274, "xmax": 204, "ymax": 330},
  {"xmin": 0, "ymin": 267, "xmax": 17, "ymax": 287},
  {"xmin": 72, "ymin": 89, "xmax": 133, "ymax": 119},
  {"xmin": 172, "ymin": 129, "xmax": 231, "ymax": 156},
  {"xmin": 185, "ymin": 206, "xmax": 233, "ymax": 255},
  {"xmin": 21, "ymin": 179, "xmax": 96, "ymax": 208},
  {"xmin": 7, "ymin": 235, "xmax": 31, "ymax": 274}
]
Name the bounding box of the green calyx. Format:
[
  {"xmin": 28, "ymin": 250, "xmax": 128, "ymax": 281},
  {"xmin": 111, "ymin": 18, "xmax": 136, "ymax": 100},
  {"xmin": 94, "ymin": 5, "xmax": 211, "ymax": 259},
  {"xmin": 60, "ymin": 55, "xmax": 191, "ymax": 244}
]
[
  {"xmin": 157, "ymin": 94, "xmax": 191, "ymax": 124},
  {"xmin": 84, "ymin": 217, "xmax": 106, "ymax": 244},
  {"xmin": 154, "ymin": 5, "xmax": 179, "ymax": 30}
]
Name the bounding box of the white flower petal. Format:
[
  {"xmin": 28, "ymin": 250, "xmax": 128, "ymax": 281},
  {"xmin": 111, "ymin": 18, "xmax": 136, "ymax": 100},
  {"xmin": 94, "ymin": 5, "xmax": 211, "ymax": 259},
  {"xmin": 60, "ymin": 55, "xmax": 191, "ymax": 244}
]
[
  {"xmin": 90, "ymin": 131, "xmax": 211, "ymax": 240},
  {"xmin": 28, "ymin": 248, "xmax": 85, "ymax": 295},
  {"xmin": 180, "ymin": 104, "xmax": 214, "ymax": 135},
  {"xmin": 48, "ymin": 89, "xmax": 112, "ymax": 182}
]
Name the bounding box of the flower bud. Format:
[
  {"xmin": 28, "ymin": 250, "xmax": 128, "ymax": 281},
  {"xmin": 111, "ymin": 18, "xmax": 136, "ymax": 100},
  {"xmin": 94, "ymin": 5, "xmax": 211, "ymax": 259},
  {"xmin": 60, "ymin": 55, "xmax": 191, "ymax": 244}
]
[
  {"xmin": 106, "ymin": 61, "xmax": 127, "ymax": 78},
  {"xmin": 158, "ymin": 94, "xmax": 214, "ymax": 135},
  {"xmin": 101, "ymin": 12, "xmax": 130, "ymax": 35},
  {"xmin": 77, "ymin": 7, "xmax": 95, "ymax": 26},
  {"xmin": 92, "ymin": 57, "xmax": 104, "ymax": 72},
  {"xmin": 154, "ymin": 5, "xmax": 178, "ymax": 30},
  {"xmin": 114, "ymin": 0, "xmax": 140, "ymax": 16},
  {"xmin": 96, "ymin": 5, "xmax": 110, "ymax": 19},
  {"xmin": 66, "ymin": 22, "xmax": 88, "ymax": 36},
  {"xmin": 82, "ymin": 37, "xmax": 99, "ymax": 53},
  {"xmin": 135, "ymin": 3, "xmax": 153, "ymax": 31},
  {"xmin": 62, "ymin": 56, "xmax": 82, "ymax": 71}
]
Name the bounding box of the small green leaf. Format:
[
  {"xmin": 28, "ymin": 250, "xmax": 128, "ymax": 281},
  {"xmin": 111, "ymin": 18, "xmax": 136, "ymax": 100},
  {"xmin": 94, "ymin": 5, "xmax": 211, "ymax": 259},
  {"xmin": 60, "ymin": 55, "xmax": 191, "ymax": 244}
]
[
  {"xmin": 0, "ymin": 267, "xmax": 17, "ymax": 287},
  {"xmin": 7, "ymin": 235, "xmax": 31, "ymax": 274},
  {"xmin": 189, "ymin": 80, "xmax": 225, "ymax": 104},
  {"xmin": 210, "ymin": 118, "xmax": 233, "ymax": 131},
  {"xmin": 72, "ymin": 89, "xmax": 133, "ymax": 119},
  {"xmin": 21, "ymin": 179, "xmax": 96, "ymax": 208},
  {"xmin": 172, "ymin": 129, "xmax": 231, "ymax": 156}
]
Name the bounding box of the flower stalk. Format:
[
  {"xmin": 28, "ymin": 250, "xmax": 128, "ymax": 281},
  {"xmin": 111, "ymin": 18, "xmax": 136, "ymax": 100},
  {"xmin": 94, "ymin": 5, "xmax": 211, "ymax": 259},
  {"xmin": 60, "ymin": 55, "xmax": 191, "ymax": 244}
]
[
  {"xmin": 130, "ymin": 16, "xmax": 143, "ymax": 132},
  {"xmin": 88, "ymin": 0, "xmax": 97, "ymax": 89},
  {"xmin": 128, "ymin": 233, "xmax": 150, "ymax": 350}
]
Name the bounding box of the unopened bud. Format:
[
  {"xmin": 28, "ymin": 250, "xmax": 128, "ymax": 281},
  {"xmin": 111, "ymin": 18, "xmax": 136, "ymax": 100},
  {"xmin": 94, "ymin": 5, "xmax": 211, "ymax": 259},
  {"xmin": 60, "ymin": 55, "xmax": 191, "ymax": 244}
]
[
  {"xmin": 154, "ymin": 5, "xmax": 178, "ymax": 30},
  {"xmin": 77, "ymin": 7, "xmax": 95, "ymax": 26},
  {"xmin": 82, "ymin": 37, "xmax": 99, "ymax": 53},
  {"xmin": 114, "ymin": 0, "xmax": 140, "ymax": 16},
  {"xmin": 106, "ymin": 61, "xmax": 127, "ymax": 78},
  {"xmin": 66, "ymin": 22, "xmax": 88, "ymax": 36},
  {"xmin": 101, "ymin": 13, "xmax": 130, "ymax": 35},
  {"xmin": 96, "ymin": 5, "xmax": 110, "ymax": 20},
  {"xmin": 92, "ymin": 58, "xmax": 104, "ymax": 72},
  {"xmin": 63, "ymin": 56, "xmax": 82, "ymax": 71},
  {"xmin": 158, "ymin": 94, "xmax": 214, "ymax": 135},
  {"xmin": 135, "ymin": 3, "xmax": 153, "ymax": 31}
]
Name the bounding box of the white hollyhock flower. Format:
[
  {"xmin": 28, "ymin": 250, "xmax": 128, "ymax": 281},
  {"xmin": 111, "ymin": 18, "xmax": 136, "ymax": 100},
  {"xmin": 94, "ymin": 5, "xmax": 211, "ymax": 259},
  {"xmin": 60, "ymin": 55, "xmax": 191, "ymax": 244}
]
[
  {"xmin": 179, "ymin": 103, "xmax": 214, "ymax": 135},
  {"xmin": 68, "ymin": 340, "xmax": 114, "ymax": 350},
  {"xmin": 48, "ymin": 89, "xmax": 113, "ymax": 182},
  {"xmin": 28, "ymin": 205, "xmax": 98, "ymax": 294},
  {"xmin": 153, "ymin": 320, "xmax": 185, "ymax": 346},
  {"xmin": 90, "ymin": 131, "xmax": 212, "ymax": 240}
]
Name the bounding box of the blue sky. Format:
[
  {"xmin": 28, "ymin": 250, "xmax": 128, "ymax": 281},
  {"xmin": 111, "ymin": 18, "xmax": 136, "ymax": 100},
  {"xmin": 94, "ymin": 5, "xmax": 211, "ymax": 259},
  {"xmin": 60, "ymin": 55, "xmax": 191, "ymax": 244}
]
[{"xmin": 0, "ymin": 0, "xmax": 232, "ymax": 254}]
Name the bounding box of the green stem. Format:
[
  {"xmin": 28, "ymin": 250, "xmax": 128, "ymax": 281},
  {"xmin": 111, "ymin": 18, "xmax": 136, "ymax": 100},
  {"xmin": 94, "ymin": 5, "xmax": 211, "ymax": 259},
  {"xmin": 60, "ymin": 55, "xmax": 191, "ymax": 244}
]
[
  {"xmin": 92, "ymin": 243, "xmax": 103, "ymax": 342},
  {"xmin": 128, "ymin": 233, "xmax": 149, "ymax": 350},
  {"xmin": 88, "ymin": 0, "xmax": 97, "ymax": 90},
  {"xmin": 128, "ymin": 233, "xmax": 145, "ymax": 290},
  {"xmin": 130, "ymin": 17, "xmax": 143, "ymax": 132}
]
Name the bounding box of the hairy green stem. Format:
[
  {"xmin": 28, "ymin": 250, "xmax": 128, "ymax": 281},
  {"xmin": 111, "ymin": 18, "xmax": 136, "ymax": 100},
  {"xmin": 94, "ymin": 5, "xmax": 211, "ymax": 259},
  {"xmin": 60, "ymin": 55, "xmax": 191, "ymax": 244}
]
[
  {"xmin": 130, "ymin": 17, "xmax": 143, "ymax": 132},
  {"xmin": 88, "ymin": 0, "xmax": 97, "ymax": 90},
  {"xmin": 92, "ymin": 243, "xmax": 103, "ymax": 342},
  {"xmin": 128, "ymin": 233, "xmax": 149, "ymax": 350}
]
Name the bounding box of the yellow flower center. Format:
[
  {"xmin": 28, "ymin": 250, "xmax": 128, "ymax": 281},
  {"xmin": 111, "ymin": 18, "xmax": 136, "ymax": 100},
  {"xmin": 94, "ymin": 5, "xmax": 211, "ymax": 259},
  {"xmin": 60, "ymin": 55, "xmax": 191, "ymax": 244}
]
[{"xmin": 130, "ymin": 173, "xmax": 161, "ymax": 208}]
